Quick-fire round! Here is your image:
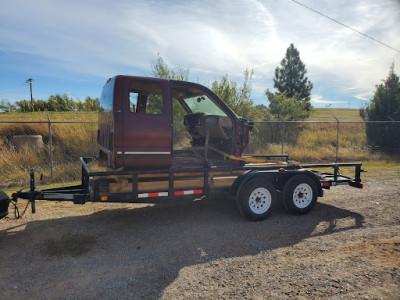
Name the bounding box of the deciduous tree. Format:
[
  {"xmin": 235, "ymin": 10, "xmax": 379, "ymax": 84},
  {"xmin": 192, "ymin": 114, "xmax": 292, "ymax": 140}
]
[{"xmin": 212, "ymin": 69, "xmax": 269, "ymax": 121}]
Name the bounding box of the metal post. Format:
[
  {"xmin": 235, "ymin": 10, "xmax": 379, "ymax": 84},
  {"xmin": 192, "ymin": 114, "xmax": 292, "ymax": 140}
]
[
  {"xmin": 47, "ymin": 111, "xmax": 54, "ymax": 179},
  {"xmin": 26, "ymin": 78, "xmax": 34, "ymax": 112},
  {"xmin": 204, "ymin": 127, "xmax": 209, "ymax": 162},
  {"xmin": 334, "ymin": 116, "xmax": 339, "ymax": 163},
  {"xmin": 280, "ymin": 117, "xmax": 285, "ymax": 154}
]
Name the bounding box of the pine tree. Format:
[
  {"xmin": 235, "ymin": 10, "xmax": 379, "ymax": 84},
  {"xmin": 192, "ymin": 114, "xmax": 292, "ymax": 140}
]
[
  {"xmin": 361, "ymin": 63, "xmax": 400, "ymax": 149},
  {"xmin": 269, "ymin": 44, "xmax": 313, "ymax": 113}
]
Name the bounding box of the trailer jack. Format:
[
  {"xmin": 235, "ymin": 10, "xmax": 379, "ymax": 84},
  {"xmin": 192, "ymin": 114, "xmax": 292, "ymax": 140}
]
[{"xmin": 0, "ymin": 170, "xmax": 38, "ymax": 219}]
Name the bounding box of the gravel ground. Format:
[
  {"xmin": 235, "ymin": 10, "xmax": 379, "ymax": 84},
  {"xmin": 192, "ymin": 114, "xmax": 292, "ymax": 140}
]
[{"xmin": 0, "ymin": 174, "xmax": 399, "ymax": 299}]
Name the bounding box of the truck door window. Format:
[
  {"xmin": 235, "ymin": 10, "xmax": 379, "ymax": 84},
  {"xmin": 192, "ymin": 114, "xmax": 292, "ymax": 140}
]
[{"xmin": 129, "ymin": 82, "xmax": 163, "ymax": 115}]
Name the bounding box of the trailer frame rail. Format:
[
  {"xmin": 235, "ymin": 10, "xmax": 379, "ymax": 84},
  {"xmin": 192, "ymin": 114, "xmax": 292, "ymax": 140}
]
[{"xmin": 7, "ymin": 156, "xmax": 364, "ymax": 218}]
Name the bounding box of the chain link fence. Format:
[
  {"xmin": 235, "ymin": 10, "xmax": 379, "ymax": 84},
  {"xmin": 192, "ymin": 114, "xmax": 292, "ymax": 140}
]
[
  {"xmin": 0, "ymin": 112, "xmax": 97, "ymax": 189},
  {"xmin": 245, "ymin": 120, "xmax": 400, "ymax": 162},
  {"xmin": 1, "ymin": 113, "xmax": 399, "ymax": 190}
]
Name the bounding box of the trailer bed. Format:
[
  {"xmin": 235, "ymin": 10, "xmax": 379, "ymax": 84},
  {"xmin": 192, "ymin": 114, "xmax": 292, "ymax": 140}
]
[{"xmin": 4, "ymin": 155, "xmax": 364, "ymax": 221}]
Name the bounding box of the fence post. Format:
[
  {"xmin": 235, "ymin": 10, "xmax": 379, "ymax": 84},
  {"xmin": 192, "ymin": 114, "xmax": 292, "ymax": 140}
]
[
  {"xmin": 334, "ymin": 116, "xmax": 339, "ymax": 163},
  {"xmin": 280, "ymin": 117, "xmax": 285, "ymax": 154},
  {"xmin": 47, "ymin": 111, "xmax": 54, "ymax": 179}
]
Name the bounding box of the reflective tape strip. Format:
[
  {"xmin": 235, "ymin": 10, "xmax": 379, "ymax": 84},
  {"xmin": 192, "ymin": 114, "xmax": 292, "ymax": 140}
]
[
  {"xmin": 137, "ymin": 190, "xmax": 204, "ymax": 198},
  {"xmin": 116, "ymin": 151, "xmax": 170, "ymax": 156},
  {"xmin": 138, "ymin": 192, "xmax": 168, "ymax": 198},
  {"xmin": 174, "ymin": 189, "xmax": 203, "ymax": 196},
  {"xmin": 125, "ymin": 151, "xmax": 170, "ymax": 155}
]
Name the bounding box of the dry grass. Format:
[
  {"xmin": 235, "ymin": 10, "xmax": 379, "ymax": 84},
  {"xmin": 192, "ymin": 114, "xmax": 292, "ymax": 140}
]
[
  {"xmin": 0, "ymin": 114, "xmax": 97, "ymax": 189},
  {"xmin": 308, "ymin": 108, "xmax": 362, "ymax": 121},
  {"xmin": 0, "ymin": 111, "xmax": 98, "ymax": 121}
]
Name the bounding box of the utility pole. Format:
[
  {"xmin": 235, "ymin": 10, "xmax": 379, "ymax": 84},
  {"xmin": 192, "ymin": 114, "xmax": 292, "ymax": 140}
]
[{"xmin": 26, "ymin": 78, "xmax": 34, "ymax": 111}]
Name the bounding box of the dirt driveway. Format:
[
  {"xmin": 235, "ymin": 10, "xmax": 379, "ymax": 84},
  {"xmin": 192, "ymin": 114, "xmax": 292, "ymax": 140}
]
[{"xmin": 0, "ymin": 176, "xmax": 399, "ymax": 299}]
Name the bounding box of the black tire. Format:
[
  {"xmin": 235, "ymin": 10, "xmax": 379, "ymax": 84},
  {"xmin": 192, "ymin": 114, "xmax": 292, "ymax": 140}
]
[
  {"xmin": 0, "ymin": 191, "xmax": 10, "ymax": 219},
  {"xmin": 282, "ymin": 175, "xmax": 318, "ymax": 215},
  {"xmin": 237, "ymin": 178, "xmax": 277, "ymax": 221}
]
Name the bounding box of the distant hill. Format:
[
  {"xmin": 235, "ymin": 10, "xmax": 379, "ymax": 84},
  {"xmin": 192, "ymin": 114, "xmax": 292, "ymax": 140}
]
[{"xmin": 308, "ymin": 108, "xmax": 362, "ymax": 121}]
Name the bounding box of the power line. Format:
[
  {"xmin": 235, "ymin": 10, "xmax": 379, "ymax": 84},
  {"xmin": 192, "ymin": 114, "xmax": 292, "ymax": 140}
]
[{"xmin": 290, "ymin": 0, "xmax": 400, "ymax": 53}]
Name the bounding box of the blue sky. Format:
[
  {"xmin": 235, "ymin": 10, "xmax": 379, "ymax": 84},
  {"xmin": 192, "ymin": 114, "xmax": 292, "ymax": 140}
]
[{"xmin": 1, "ymin": 0, "xmax": 399, "ymax": 108}]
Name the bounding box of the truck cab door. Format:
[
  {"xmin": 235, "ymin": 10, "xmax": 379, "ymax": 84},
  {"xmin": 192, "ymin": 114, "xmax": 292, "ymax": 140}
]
[{"xmin": 119, "ymin": 78, "xmax": 172, "ymax": 169}]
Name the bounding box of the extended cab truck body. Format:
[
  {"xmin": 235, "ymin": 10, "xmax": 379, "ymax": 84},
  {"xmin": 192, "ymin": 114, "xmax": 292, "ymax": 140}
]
[
  {"xmin": 0, "ymin": 76, "xmax": 364, "ymax": 221},
  {"xmin": 98, "ymin": 75, "xmax": 251, "ymax": 170}
]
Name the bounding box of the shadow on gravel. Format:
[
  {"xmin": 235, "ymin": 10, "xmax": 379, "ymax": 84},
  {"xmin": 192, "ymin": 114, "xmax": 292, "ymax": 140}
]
[{"xmin": 0, "ymin": 195, "xmax": 364, "ymax": 299}]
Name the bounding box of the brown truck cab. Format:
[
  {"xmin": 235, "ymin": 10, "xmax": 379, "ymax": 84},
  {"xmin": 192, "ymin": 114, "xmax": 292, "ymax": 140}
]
[{"xmin": 98, "ymin": 75, "xmax": 252, "ymax": 170}]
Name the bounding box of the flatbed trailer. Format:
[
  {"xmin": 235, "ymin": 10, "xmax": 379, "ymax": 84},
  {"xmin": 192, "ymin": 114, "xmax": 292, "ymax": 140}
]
[{"xmin": 1, "ymin": 155, "xmax": 364, "ymax": 221}]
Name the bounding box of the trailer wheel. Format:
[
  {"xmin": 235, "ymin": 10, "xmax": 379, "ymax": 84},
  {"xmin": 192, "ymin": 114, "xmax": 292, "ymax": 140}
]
[
  {"xmin": 237, "ymin": 179, "xmax": 277, "ymax": 221},
  {"xmin": 282, "ymin": 175, "xmax": 318, "ymax": 215}
]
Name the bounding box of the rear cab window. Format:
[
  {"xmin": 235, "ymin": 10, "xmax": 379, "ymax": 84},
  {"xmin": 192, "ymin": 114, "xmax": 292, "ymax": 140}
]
[
  {"xmin": 129, "ymin": 81, "xmax": 163, "ymax": 115},
  {"xmin": 100, "ymin": 77, "xmax": 116, "ymax": 113}
]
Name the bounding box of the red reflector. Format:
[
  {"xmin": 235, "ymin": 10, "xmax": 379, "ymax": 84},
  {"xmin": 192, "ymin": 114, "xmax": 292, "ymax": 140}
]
[
  {"xmin": 148, "ymin": 193, "xmax": 159, "ymax": 197},
  {"xmin": 174, "ymin": 191, "xmax": 185, "ymax": 196},
  {"xmin": 321, "ymin": 182, "xmax": 330, "ymax": 187},
  {"xmin": 193, "ymin": 190, "xmax": 203, "ymax": 194},
  {"xmin": 361, "ymin": 184, "xmax": 364, "ymax": 189}
]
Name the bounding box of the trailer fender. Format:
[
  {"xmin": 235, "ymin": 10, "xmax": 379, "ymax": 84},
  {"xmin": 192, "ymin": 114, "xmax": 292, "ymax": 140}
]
[
  {"xmin": 231, "ymin": 170, "xmax": 277, "ymax": 200},
  {"xmin": 230, "ymin": 170, "xmax": 252, "ymax": 197},
  {"xmin": 273, "ymin": 170, "xmax": 323, "ymax": 197},
  {"xmin": 302, "ymin": 171, "xmax": 323, "ymax": 197},
  {"xmin": 282, "ymin": 171, "xmax": 323, "ymax": 197}
]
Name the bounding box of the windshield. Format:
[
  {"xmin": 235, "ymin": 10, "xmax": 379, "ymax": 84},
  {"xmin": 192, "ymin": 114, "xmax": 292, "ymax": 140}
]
[{"xmin": 182, "ymin": 94, "xmax": 227, "ymax": 116}]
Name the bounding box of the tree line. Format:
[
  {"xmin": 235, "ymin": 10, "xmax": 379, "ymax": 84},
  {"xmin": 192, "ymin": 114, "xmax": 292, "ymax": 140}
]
[{"xmin": 0, "ymin": 94, "xmax": 100, "ymax": 112}]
